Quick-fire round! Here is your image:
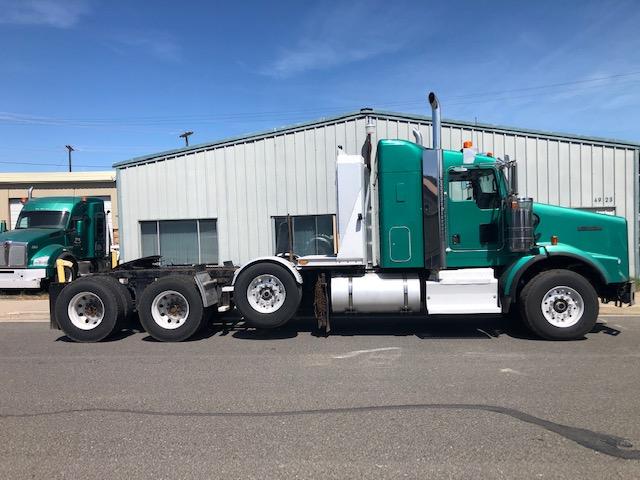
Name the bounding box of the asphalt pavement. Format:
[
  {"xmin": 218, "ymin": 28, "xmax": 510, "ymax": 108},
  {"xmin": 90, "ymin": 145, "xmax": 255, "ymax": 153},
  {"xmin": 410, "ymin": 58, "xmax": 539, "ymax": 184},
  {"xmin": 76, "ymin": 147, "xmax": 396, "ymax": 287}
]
[{"xmin": 1, "ymin": 314, "xmax": 640, "ymax": 479}]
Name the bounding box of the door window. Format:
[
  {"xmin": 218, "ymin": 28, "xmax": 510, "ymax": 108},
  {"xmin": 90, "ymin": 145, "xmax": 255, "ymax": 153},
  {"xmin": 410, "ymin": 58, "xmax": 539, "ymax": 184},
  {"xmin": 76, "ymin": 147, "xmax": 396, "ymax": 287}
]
[
  {"xmin": 447, "ymin": 168, "xmax": 502, "ymax": 251},
  {"xmin": 448, "ymin": 169, "xmax": 499, "ymax": 209}
]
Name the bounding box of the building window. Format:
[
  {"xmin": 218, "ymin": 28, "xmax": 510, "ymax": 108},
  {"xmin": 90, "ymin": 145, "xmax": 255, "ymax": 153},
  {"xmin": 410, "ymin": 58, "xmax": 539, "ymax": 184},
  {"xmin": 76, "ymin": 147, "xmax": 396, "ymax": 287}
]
[
  {"xmin": 274, "ymin": 215, "xmax": 335, "ymax": 256},
  {"xmin": 140, "ymin": 219, "xmax": 218, "ymax": 265}
]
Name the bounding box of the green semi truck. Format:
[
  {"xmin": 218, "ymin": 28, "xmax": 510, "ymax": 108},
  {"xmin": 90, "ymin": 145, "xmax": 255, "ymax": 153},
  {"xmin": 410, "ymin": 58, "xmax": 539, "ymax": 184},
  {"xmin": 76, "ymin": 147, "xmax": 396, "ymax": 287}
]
[
  {"xmin": 49, "ymin": 92, "xmax": 634, "ymax": 342},
  {"xmin": 0, "ymin": 196, "xmax": 110, "ymax": 289}
]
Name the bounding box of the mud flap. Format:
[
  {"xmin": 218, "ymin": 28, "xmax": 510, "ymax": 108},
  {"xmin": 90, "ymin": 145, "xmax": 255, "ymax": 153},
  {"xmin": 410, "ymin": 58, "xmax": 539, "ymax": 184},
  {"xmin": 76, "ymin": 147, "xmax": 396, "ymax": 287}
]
[{"xmin": 48, "ymin": 282, "xmax": 67, "ymax": 330}]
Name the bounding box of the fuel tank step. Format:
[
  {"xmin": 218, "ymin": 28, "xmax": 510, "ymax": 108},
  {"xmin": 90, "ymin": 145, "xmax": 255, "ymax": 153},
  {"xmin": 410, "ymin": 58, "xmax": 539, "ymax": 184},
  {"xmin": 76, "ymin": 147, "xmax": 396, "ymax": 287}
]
[{"xmin": 426, "ymin": 268, "xmax": 501, "ymax": 314}]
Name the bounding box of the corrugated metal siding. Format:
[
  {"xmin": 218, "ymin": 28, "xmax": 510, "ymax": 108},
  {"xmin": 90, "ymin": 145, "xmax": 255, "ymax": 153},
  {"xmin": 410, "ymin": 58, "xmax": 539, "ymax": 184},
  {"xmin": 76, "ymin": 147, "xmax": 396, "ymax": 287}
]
[{"xmin": 118, "ymin": 114, "xmax": 638, "ymax": 276}]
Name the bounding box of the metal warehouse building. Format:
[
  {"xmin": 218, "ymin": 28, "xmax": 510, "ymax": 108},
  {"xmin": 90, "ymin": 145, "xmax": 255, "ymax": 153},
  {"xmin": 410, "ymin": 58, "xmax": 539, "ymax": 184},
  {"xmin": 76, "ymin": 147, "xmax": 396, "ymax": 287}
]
[{"xmin": 114, "ymin": 110, "xmax": 640, "ymax": 275}]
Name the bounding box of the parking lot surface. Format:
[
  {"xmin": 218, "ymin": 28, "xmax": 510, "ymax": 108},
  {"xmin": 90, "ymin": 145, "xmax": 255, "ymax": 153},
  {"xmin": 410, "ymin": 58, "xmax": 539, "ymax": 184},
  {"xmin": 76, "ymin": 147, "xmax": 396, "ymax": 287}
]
[{"xmin": 1, "ymin": 315, "xmax": 640, "ymax": 479}]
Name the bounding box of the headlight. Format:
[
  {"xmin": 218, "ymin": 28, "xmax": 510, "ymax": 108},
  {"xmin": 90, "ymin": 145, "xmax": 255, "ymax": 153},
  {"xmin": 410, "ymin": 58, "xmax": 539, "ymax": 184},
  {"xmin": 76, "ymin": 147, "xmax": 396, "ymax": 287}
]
[{"xmin": 32, "ymin": 257, "xmax": 49, "ymax": 267}]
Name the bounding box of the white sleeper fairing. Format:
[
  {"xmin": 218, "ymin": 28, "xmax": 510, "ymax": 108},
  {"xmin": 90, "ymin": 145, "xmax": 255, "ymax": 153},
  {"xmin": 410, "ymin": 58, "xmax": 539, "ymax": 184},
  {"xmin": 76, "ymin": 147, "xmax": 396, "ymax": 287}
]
[
  {"xmin": 335, "ymin": 153, "xmax": 366, "ymax": 262},
  {"xmin": 298, "ymin": 153, "xmax": 367, "ymax": 267}
]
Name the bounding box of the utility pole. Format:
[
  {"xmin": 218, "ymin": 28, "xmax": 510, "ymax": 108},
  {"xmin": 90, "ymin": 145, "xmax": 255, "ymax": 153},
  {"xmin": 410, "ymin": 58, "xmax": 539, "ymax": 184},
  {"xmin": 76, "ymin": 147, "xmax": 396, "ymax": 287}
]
[
  {"xmin": 179, "ymin": 131, "xmax": 193, "ymax": 147},
  {"xmin": 65, "ymin": 145, "xmax": 74, "ymax": 172}
]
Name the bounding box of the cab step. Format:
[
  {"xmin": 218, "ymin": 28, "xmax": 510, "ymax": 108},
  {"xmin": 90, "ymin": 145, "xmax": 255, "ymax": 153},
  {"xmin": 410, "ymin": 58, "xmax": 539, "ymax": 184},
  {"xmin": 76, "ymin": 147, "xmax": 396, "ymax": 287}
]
[{"xmin": 426, "ymin": 268, "xmax": 501, "ymax": 314}]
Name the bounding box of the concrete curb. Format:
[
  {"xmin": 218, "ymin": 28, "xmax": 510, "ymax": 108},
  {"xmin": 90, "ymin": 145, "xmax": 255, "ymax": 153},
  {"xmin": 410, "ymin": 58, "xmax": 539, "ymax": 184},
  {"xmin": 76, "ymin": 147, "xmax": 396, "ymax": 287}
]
[
  {"xmin": 0, "ymin": 318, "xmax": 49, "ymax": 323},
  {"xmin": 0, "ymin": 298, "xmax": 50, "ymax": 322}
]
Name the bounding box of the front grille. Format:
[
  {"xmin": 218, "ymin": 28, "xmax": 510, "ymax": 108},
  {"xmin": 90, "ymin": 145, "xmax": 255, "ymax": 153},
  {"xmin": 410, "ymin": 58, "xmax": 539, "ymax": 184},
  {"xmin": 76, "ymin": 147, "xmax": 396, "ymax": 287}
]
[{"xmin": 0, "ymin": 242, "xmax": 28, "ymax": 268}]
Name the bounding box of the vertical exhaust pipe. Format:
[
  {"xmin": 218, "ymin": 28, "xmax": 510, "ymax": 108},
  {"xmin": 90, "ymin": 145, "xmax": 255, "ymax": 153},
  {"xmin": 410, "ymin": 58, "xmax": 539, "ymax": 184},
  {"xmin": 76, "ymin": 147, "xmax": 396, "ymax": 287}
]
[
  {"xmin": 27, "ymin": 186, "xmax": 34, "ymax": 200},
  {"xmin": 428, "ymin": 92, "xmax": 441, "ymax": 150}
]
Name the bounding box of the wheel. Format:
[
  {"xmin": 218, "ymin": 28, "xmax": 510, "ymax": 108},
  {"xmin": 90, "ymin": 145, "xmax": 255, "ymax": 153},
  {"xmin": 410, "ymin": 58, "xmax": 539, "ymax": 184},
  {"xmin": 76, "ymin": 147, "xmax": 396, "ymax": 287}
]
[
  {"xmin": 138, "ymin": 276, "xmax": 204, "ymax": 342},
  {"xmin": 234, "ymin": 262, "xmax": 302, "ymax": 328},
  {"xmin": 54, "ymin": 277, "xmax": 123, "ymax": 342},
  {"xmin": 93, "ymin": 276, "xmax": 134, "ymax": 326},
  {"xmin": 519, "ymin": 269, "xmax": 598, "ymax": 340}
]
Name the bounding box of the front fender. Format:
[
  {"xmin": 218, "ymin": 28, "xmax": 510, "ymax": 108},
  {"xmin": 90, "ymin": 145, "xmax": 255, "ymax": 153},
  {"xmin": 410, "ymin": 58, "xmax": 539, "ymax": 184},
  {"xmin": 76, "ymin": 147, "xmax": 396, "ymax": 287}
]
[
  {"xmin": 501, "ymin": 253, "xmax": 540, "ymax": 298},
  {"xmin": 501, "ymin": 243, "xmax": 615, "ymax": 299},
  {"xmin": 543, "ymin": 243, "xmax": 627, "ymax": 284},
  {"xmin": 231, "ymin": 256, "xmax": 303, "ymax": 286},
  {"xmin": 29, "ymin": 244, "xmax": 71, "ymax": 268}
]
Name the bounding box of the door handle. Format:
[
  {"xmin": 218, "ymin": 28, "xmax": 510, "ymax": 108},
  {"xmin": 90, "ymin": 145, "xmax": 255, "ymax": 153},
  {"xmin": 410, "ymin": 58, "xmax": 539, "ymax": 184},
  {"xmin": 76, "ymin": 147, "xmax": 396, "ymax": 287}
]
[{"xmin": 452, "ymin": 234, "xmax": 460, "ymax": 245}]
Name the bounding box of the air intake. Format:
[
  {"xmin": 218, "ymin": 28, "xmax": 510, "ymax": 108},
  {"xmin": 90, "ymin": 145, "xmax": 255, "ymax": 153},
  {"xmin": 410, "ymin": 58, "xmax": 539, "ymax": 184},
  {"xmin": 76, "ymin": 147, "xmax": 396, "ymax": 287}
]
[{"xmin": 507, "ymin": 198, "xmax": 535, "ymax": 252}]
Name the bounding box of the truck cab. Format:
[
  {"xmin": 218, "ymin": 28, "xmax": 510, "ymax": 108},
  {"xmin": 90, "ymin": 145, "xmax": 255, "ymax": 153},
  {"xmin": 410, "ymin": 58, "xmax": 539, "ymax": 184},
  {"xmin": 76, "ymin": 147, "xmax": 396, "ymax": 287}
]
[{"xmin": 0, "ymin": 196, "xmax": 109, "ymax": 289}]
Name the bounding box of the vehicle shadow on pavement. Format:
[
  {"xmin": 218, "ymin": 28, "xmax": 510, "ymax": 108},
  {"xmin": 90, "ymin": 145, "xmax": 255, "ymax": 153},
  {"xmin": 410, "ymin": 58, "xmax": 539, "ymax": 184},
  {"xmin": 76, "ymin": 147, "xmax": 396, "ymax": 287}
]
[
  {"xmin": 55, "ymin": 327, "xmax": 142, "ymax": 343},
  {"xmin": 229, "ymin": 315, "xmax": 621, "ymax": 342},
  {"xmin": 52, "ymin": 314, "xmax": 622, "ymax": 343}
]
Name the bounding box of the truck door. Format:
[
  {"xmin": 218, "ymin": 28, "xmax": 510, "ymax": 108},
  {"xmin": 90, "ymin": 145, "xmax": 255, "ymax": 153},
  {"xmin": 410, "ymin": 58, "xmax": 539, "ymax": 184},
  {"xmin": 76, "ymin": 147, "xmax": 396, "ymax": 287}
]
[{"xmin": 446, "ymin": 167, "xmax": 503, "ymax": 251}]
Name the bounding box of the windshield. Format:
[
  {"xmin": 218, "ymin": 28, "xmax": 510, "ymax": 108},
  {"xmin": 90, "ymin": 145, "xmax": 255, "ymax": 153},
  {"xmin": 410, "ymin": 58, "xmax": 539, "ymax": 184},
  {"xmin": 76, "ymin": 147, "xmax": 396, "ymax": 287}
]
[{"xmin": 15, "ymin": 210, "xmax": 69, "ymax": 229}]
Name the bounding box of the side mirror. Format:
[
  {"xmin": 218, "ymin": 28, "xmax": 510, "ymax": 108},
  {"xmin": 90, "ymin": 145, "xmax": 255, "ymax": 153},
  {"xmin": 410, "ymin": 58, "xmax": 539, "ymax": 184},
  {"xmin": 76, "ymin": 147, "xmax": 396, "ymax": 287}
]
[
  {"xmin": 0, "ymin": 220, "xmax": 6, "ymax": 233},
  {"xmin": 75, "ymin": 219, "xmax": 85, "ymax": 238}
]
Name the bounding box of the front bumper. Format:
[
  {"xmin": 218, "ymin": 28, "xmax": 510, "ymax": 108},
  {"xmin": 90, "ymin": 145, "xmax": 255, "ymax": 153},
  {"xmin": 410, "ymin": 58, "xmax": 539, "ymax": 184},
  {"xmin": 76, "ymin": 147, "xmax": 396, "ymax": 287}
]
[
  {"xmin": 619, "ymin": 281, "xmax": 635, "ymax": 305},
  {"xmin": 602, "ymin": 281, "xmax": 635, "ymax": 306},
  {"xmin": 0, "ymin": 268, "xmax": 48, "ymax": 289}
]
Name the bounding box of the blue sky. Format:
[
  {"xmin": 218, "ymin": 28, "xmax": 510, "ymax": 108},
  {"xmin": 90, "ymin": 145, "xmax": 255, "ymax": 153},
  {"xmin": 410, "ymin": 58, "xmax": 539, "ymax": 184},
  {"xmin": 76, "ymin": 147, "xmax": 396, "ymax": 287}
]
[{"xmin": 0, "ymin": 0, "xmax": 639, "ymax": 172}]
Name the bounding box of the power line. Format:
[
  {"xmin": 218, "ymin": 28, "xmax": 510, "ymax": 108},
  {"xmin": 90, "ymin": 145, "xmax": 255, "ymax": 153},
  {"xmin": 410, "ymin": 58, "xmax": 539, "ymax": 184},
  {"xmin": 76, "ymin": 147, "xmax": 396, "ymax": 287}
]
[
  {"xmin": 441, "ymin": 71, "xmax": 640, "ymax": 100},
  {"xmin": 0, "ymin": 159, "xmax": 112, "ymax": 168},
  {"xmin": 0, "ymin": 71, "xmax": 638, "ymax": 127},
  {"xmin": 444, "ymin": 78, "xmax": 640, "ymax": 107}
]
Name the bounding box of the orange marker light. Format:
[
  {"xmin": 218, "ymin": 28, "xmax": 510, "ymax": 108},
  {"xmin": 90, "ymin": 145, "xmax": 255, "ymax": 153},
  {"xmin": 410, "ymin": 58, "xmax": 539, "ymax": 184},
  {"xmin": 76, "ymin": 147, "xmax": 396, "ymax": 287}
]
[
  {"xmin": 20, "ymin": 197, "xmax": 27, "ymax": 204},
  {"xmin": 551, "ymin": 235, "xmax": 559, "ymax": 245},
  {"xmin": 298, "ymin": 259, "xmax": 309, "ymax": 266},
  {"xmin": 510, "ymin": 200, "xmax": 519, "ymax": 209},
  {"xmin": 463, "ymin": 141, "xmax": 473, "ymax": 148},
  {"xmin": 486, "ymin": 152, "xmax": 494, "ymax": 157},
  {"xmin": 81, "ymin": 196, "xmax": 87, "ymax": 202}
]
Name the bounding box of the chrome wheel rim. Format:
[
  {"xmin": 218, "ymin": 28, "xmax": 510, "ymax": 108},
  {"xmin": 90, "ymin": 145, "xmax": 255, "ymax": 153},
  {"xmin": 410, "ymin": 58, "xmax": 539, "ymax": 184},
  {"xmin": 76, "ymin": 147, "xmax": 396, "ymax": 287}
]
[
  {"xmin": 247, "ymin": 274, "xmax": 286, "ymax": 313},
  {"xmin": 151, "ymin": 290, "xmax": 189, "ymax": 330},
  {"xmin": 68, "ymin": 292, "xmax": 105, "ymax": 330},
  {"xmin": 541, "ymin": 285, "xmax": 584, "ymax": 328}
]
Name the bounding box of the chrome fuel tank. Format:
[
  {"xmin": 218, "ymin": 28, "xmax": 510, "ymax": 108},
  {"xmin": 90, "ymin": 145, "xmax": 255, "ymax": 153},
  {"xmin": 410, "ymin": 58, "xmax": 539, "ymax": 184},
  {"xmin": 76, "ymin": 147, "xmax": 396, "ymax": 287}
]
[{"xmin": 331, "ymin": 273, "xmax": 421, "ymax": 313}]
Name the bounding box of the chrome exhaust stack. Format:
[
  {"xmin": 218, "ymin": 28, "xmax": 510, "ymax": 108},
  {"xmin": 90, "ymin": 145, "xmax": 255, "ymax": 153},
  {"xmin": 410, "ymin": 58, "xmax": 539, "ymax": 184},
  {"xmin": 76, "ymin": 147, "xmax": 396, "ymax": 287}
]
[
  {"xmin": 422, "ymin": 91, "xmax": 446, "ymax": 270},
  {"xmin": 27, "ymin": 186, "xmax": 34, "ymax": 200},
  {"xmin": 428, "ymin": 92, "xmax": 441, "ymax": 150}
]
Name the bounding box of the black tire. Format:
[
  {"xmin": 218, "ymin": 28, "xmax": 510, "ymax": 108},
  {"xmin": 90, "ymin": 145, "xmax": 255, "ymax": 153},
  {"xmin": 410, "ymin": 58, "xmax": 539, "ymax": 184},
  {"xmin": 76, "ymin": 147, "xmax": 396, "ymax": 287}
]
[
  {"xmin": 92, "ymin": 276, "xmax": 134, "ymax": 327},
  {"xmin": 138, "ymin": 276, "xmax": 204, "ymax": 342},
  {"xmin": 55, "ymin": 277, "xmax": 123, "ymax": 342},
  {"xmin": 519, "ymin": 269, "xmax": 598, "ymax": 340},
  {"xmin": 234, "ymin": 262, "xmax": 302, "ymax": 329}
]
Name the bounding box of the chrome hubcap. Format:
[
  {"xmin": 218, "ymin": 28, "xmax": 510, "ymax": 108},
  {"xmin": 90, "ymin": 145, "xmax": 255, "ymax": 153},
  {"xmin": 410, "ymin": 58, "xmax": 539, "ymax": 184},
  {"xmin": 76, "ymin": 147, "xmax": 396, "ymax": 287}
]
[
  {"xmin": 68, "ymin": 292, "xmax": 105, "ymax": 330},
  {"xmin": 151, "ymin": 290, "xmax": 189, "ymax": 330},
  {"xmin": 247, "ymin": 274, "xmax": 286, "ymax": 313},
  {"xmin": 541, "ymin": 286, "xmax": 584, "ymax": 328}
]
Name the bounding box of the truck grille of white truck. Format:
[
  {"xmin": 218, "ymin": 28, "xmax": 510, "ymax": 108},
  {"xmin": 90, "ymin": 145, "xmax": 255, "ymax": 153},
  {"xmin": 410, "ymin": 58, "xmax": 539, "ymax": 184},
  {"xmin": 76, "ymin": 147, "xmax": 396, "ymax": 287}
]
[{"xmin": 0, "ymin": 242, "xmax": 27, "ymax": 268}]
